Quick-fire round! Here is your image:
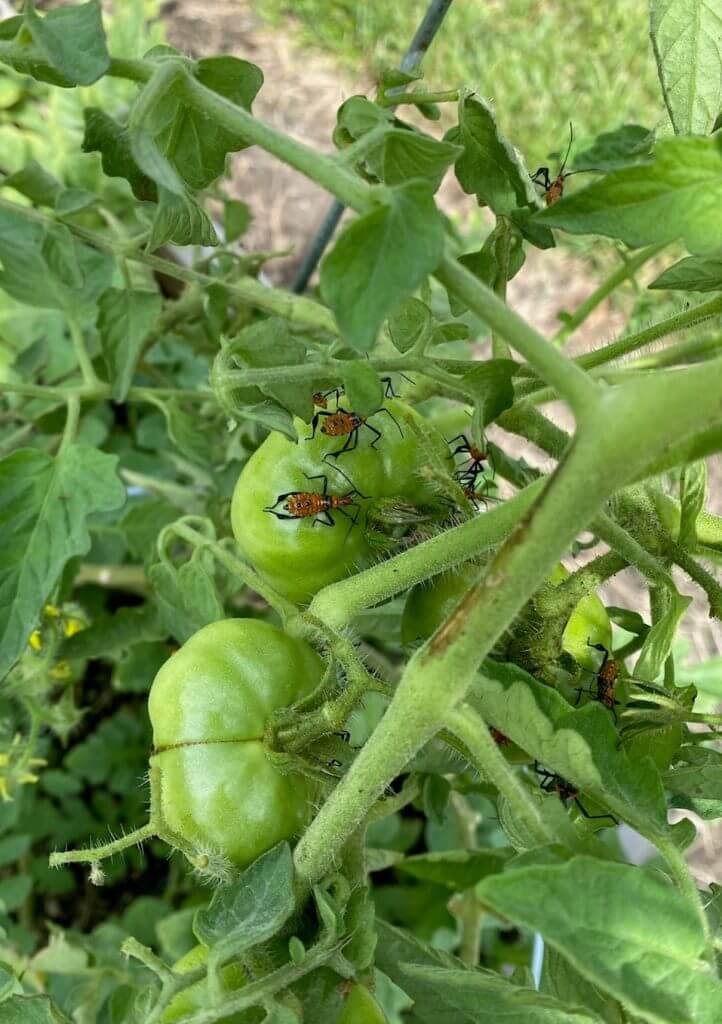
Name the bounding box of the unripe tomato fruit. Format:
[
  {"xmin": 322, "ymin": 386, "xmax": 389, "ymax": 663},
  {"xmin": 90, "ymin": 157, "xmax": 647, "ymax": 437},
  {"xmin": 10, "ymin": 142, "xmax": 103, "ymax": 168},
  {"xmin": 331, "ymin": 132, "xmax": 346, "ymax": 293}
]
[
  {"xmin": 231, "ymin": 399, "xmax": 447, "ymax": 604},
  {"xmin": 337, "ymin": 983, "xmax": 388, "ymax": 1024},
  {"xmin": 162, "ymin": 944, "xmax": 247, "ymax": 1023},
  {"xmin": 402, "ymin": 563, "xmax": 612, "ymax": 669},
  {"xmin": 148, "ymin": 619, "xmax": 323, "ymax": 867}
]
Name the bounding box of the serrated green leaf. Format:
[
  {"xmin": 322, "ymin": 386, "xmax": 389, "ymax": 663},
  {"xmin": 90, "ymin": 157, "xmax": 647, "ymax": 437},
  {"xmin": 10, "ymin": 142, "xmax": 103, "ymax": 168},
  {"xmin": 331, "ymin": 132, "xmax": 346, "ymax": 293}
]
[
  {"xmin": 137, "ymin": 56, "xmax": 263, "ymax": 191},
  {"xmin": 0, "ymin": 994, "xmax": 72, "ymax": 1024},
  {"xmin": 3, "ymin": 160, "xmax": 62, "ymax": 206},
  {"xmin": 537, "ymin": 137, "xmax": 722, "ymax": 254},
  {"xmin": 147, "ymin": 186, "xmax": 218, "ymax": 249},
  {"xmin": 0, "ymin": 205, "xmax": 113, "ymax": 311},
  {"xmin": 97, "ymin": 288, "xmax": 162, "ymax": 401},
  {"xmin": 678, "ymin": 461, "xmax": 707, "ymax": 550},
  {"xmin": 367, "ymin": 129, "xmax": 462, "ymax": 191},
  {"xmin": 148, "ymin": 555, "xmax": 223, "ymax": 644},
  {"xmin": 387, "ymin": 297, "xmax": 433, "ymax": 353},
  {"xmin": 635, "ymin": 589, "xmax": 692, "ymax": 681},
  {"xmin": 572, "ymin": 124, "xmax": 654, "ymax": 172},
  {"xmin": 194, "ymin": 843, "xmax": 294, "ymax": 957},
  {"xmin": 452, "ymin": 220, "xmax": 525, "ymax": 316},
  {"xmin": 334, "ymin": 95, "xmax": 392, "ymax": 147},
  {"xmin": 0, "ymin": 446, "xmax": 125, "ymax": 681},
  {"xmin": 23, "ymin": 0, "xmax": 109, "ymax": 86},
  {"xmin": 477, "ymin": 857, "xmax": 722, "ymax": 1024},
  {"xmin": 649, "ymin": 255, "xmax": 722, "ymax": 291},
  {"xmin": 665, "ymin": 760, "xmax": 722, "ymax": 820},
  {"xmin": 225, "ymin": 318, "xmax": 313, "ymax": 421},
  {"xmin": 541, "ymin": 947, "xmax": 625, "ymax": 1024},
  {"xmin": 320, "ymin": 180, "xmax": 444, "ymax": 351},
  {"xmin": 460, "ymin": 359, "xmax": 516, "ymax": 425},
  {"xmin": 397, "ymin": 849, "xmax": 510, "ymax": 890},
  {"xmin": 397, "ymin": 963, "xmax": 605, "ymax": 1023},
  {"xmin": 449, "ymin": 93, "xmax": 538, "ymax": 214},
  {"xmin": 60, "ymin": 605, "xmax": 164, "ymax": 662},
  {"xmin": 650, "ymin": 0, "xmax": 722, "ymax": 135},
  {"xmin": 82, "ymin": 107, "xmax": 158, "ymax": 202},
  {"xmin": 341, "ymin": 361, "xmax": 383, "ymax": 417},
  {"xmin": 224, "ymin": 199, "xmax": 251, "ymax": 242},
  {"xmin": 119, "ymin": 498, "xmax": 180, "ymax": 561},
  {"xmin": 470, "ymin": 661, "xmax": 670, "ymax": 837}
]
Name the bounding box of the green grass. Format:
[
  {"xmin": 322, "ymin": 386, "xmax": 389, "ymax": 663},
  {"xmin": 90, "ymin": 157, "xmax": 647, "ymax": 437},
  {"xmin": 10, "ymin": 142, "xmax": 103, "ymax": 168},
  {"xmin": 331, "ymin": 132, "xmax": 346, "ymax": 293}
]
[{"xmin": 256, "ymin": 0, "xmax": 663, "ymax": 170}]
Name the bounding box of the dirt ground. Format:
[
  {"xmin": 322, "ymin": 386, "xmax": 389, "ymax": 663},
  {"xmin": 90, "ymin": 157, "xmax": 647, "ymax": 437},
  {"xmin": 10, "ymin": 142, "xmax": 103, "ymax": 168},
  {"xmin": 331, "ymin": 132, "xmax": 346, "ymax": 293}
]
[{"xmin": 162, "ymin": 0, "xmax": 721, "ymax": 880}]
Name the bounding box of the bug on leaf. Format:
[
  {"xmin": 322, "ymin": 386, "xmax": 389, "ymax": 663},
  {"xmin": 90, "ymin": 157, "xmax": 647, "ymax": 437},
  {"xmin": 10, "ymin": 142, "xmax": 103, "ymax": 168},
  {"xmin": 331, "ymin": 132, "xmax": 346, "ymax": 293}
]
[
  {"xmin": 308, "ymin": 405, "xmax": 403, "ymax": 458},
  {"xmin": 533, "ymin": 762, "xmax": 617, "ymax": 824},
  {"xmin": 264, "ymin": 469, "xmax": 366, "ymax": 535},
  {"xmin": 531, "ymin": 122, "xmax": 581, "ymax": 206}
]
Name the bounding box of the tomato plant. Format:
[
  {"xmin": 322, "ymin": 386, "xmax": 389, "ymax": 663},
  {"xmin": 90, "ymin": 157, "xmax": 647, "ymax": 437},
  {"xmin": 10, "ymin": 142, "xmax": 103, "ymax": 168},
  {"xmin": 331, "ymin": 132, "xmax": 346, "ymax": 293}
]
[{"xmin": 1, "ymin": 1, "xmax": 722, "ymax": 1023}]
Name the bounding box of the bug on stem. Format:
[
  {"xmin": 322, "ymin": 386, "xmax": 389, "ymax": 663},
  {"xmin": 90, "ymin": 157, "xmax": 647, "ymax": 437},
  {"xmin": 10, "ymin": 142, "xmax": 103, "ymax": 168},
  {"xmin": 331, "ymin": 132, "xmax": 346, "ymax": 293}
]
[{"xmin": 574, "ymin": 640, "xmax": 621, "ymax": 722}]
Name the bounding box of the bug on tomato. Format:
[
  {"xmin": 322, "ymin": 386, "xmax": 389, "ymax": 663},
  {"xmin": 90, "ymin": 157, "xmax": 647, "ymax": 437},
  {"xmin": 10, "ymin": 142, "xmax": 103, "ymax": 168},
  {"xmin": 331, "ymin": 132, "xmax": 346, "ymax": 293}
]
[
  {"xmin": 264, "ymin": 467, "xmax": 367, "ymax": 536},
  {"xmin": 533, "ymin": 762, "xmax": 617, "ymax": 824},
  {"xmin": 308, "ymin": 405, "xmax": 404, "ymax": 458},
  {"xmin": 574, "ymin": 640, "xmax": 621, "ymax": 722}
]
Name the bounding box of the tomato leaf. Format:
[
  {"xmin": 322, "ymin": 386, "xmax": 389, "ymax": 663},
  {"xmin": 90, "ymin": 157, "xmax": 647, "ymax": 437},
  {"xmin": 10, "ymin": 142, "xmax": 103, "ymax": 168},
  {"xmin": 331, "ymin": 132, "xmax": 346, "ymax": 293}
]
[
  {"xmin": 97, "ymin": 288, "xmax": 162, "ymax": 402},
  {"xmin": 3, "ymin": 1, "xmax": 109, "ymax": 88},
  {"xmin": 571, "ymin": 124, "xmax": 655, "ymax": 172},
  {"xmin": 136, "ymin": 57, "xmax": 263, "ymax": 191},
  {"xmin": 537, "ymin": 137, "xmax": 722, "ymax": 254},
  {"xmin": 0, "ymin": 206, "xmax": 113, "ymax": 311},
  {"xmin": 469, "ymin": 661, "xmax": 671, "ymax": 838},
  {"xmin": 541, "ymin": 946, "xmax": 625, "ymax": 1024},
  {"xmin": 224, "ymin": 199, "xmax": 251, "ymax": 242},
  {"xmin": 387, "ymin": 297, "xmax": 433, "ymax": 353},
  {"xmin": 477, "ymin": 857, "xmax": 722, "ymax": 1024},
  {"xmin": 460, "ymin": 359, "xmax": 516, "ymax": 426},
  {"xmin": 650, "ymin": 255, "xmax": 722, "ymax": 292},
  {"xmin": 225, "ymin": 318, "xmax": 313, "ymax": 421},
  {"xmin": 448, "ymin": 92, "xmax": 539, "ymax": 215},
  {"xmin": 366, "ymin": 129, "xmax": 462, "ymax": 191},
  {"xmin": 397, "ymin": 849, "xmax": 510, "ymax": 890},
  {"xmin": 0, "ymin": 446, "xmax": 125, "ymax": 681},
  {"xmin": 634, "ymin": 589, "xmax": 692, "ymax": 681},
  {"xmin": 650, "ymin": 0, "xmax": 722, "ymax": 135},
  {"xmin": 341, "ymin": 361, "xmax": 384, "ymax": 417},
  {"xmin": 678, "ymin": 461, "xmax": 707, "ymax": 550},
  {"xmin": 194, "ymin": 842, "xmax": 295, "ymax": 958},
  {"xmin": 59, "ymin": 605, "xmax": 164, "ymax": 662},
  {"xmin": 148, "ymin": 554, "xmax": 224, "ymax": 644},
  {"xmin": 82, "ymin": 107, "xmax": 158, "ymax": 202},
  {"xmin": 3, "ymin": 160, "xmax": 62, "ymax": 206},
  {"xmin": 320, "ymin": 181, "xmax": 444, "ymax": 351},
  {"xmin": 451, "ymin": 221, "xmax": 525, "ymax": 315},
  {"xmin": 0, "ymin": 994, "xmax": 72, "ymax": 1024}
]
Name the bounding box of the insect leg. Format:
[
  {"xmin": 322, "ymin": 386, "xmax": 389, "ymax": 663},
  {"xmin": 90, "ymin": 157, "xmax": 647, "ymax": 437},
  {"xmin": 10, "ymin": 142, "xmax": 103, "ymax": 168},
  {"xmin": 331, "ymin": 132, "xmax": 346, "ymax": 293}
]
[
  {"xmin": 365, "ymin": 422, "xmax": 384, "ymax": 450},
  {"xmin": 374, "ymin": 406, "xmax": 404, "ymax": 438},
  {"xmin": 574, "ymin": 798, "xmax": 617, "ymax": 825}
]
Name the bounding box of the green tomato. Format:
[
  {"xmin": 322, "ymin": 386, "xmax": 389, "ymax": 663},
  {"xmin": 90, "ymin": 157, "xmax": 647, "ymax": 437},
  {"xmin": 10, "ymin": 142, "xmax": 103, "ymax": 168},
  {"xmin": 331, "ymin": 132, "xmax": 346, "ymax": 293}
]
[
  {"xmin": 149, "ymin": 619, "xmax": 323, "ymax": 867},
  {"xmin": 162, "ymin": 944, "xmax": 247, "ymax": 1023},
  {"xmin": 402, "ymin": 563, "xmax": 612, "ymax": 669},
  {"xmin": 337, "ymin": 984, "xmax": 388, "ymax": 1024},
  {"xmin": 232, "ymin": 398, "xmax": 448, "ymax": 604}
]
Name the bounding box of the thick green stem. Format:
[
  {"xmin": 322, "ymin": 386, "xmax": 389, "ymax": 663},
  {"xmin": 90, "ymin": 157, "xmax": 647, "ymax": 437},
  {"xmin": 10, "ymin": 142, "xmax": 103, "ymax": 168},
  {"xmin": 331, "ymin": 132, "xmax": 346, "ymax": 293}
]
[
  {"xmin": 309, "ymin": 478, "xmax": 545, "ymax": 628},
  {"xmin": 59, "ymin": 395, "xmax": 80, "ymax": 455}
]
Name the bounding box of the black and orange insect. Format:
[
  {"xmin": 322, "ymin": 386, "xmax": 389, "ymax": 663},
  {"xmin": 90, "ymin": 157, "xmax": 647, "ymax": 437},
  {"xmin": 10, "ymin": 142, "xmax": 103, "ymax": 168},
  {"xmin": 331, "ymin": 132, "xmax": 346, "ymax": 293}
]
[
  {"xmin": 264, "ymin": 470, "xmax": 366, "ymax": 533},
  {"xmin": 448, "ymin": 432, "xmax": 495, "ymax": 493},
  {"xmin": 308, "ymin": 405, "xmax": 403, "ymax": 458},
  {"xmin": 574, "ymin": 640, "xmax": 621, "ymax": 722},
  {"xmin": 533, "ymin": 763, "xmax": 617, "ymax": 824},
  {"xmin": 531, "ymin": 122, "xmax": 580, "ymax": 206},
  {"xmin": 490, "ymin": 727, "xmax": 510, "ymax": 747},
  {"xmin": 312, "ymin": 387, "xmax": 342, "ymax": 409}
]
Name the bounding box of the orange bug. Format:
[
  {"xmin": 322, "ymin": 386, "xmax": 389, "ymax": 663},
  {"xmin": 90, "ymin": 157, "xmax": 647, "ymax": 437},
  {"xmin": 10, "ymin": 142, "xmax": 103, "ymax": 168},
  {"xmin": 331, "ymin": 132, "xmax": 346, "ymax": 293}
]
[
  {"xmin": 308, "ymin": 405, "xmax": 403, "ymax": 459},
  {"xmin": 490, "ymin": 727, "xmax": 510, "ymax": 747},
  {"xmin": 531, "ymin": 122, "xmax": 580, "ymax": 206},
  {"xmin": 264, "ymin": 470, "xmax": 366, "ymax": 533},
  {"xmin": 574, "ymin": 641, "xmax": 621, "ymax": 722}
]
